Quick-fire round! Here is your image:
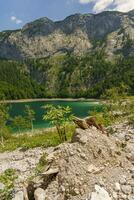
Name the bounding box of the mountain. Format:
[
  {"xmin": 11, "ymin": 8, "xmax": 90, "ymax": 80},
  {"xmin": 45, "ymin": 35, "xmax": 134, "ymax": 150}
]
[
  {"xmin": 0, "ymin": 10, "xmax": 134, "ymax": 100},
  {"xmin": 0, "ymin": 10, "xmax": 134, "ymax": 59}
]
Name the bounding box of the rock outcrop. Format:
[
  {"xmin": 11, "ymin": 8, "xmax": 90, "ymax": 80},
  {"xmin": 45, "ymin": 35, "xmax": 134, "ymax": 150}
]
[{"xmin": 73, "ymin": 116, "xmax": 105, "ymax": 133}]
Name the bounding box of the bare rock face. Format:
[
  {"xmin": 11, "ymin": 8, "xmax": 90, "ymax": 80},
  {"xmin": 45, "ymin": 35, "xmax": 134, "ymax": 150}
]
[{"xmin": 0, "ymin": 10, "xmax": 134, "ymax": 59}]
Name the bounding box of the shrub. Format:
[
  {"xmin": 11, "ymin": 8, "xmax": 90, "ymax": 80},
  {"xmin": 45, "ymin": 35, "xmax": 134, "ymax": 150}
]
[
  {"xmin": 0, "ymin": 169, "xmax": 17, "ymax": 200},
  {"xmin": 43, "ymin": 105, "xmax": 73, "ymax": 142}
]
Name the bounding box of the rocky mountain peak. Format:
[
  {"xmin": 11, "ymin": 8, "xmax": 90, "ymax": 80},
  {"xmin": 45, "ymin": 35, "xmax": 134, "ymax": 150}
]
[
  {"xmin": 128, "ymin": 9, "xmax": 134, "ymax": 19},
  {"xmin": 0, "ymin": 10, "xmax": 134, "ymax": 59},
  {"xmin": 22, "ymin": 17, "xmax": 55, "ymax": 37},
  {"xmin": 128, "ymin": 9, "xmax": 134, "ymax": 15}
]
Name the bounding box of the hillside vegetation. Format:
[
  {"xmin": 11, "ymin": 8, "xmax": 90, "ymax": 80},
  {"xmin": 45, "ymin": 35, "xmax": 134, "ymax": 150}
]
[{"xmin": 0, "ymin": 52, "xmax": 133, "ymax": 100}]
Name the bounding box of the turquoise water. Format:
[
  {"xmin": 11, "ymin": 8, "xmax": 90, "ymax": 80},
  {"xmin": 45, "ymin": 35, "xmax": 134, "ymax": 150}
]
[{"xmin": 9, "ymin": 101, "xmax": 101, "ymax": 130}]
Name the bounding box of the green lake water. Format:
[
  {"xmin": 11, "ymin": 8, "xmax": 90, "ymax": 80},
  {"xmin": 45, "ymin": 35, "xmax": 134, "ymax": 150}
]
[{"xmin": 8, "ymin": 100, "xmax": 101, "ymax": 130}]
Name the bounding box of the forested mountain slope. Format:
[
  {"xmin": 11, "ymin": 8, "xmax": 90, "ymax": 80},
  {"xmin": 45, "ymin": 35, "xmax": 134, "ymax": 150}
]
[{"xmin": 0, "ymin": 53, "xmax": 133, "ymax": 99}]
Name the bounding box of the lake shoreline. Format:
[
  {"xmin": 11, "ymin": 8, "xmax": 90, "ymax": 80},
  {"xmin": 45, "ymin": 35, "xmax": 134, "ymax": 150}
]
[{"xmin": 1, "ymin": 98, "xmax": 100, "ymax": 104}]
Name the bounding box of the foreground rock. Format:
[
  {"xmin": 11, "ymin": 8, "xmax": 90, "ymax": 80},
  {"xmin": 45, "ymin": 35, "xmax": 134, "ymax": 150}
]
[
  {"xmin": 12, "ymin": 191, "xmax": 24, "ymax": 200},
  {"xmin": 0, "ymin": 122, "xmax": 133, "ymax": 200},
  {"xmin": 25, "ymin": 125, "xmax": 133, "ymax": 200},
  {"xmin": 90, "ymin": 185, "xmax": 112, "ymax": 200},
  {"xmin": 34, "ymin": 188, "xmax": 46, "ymax": 200}
]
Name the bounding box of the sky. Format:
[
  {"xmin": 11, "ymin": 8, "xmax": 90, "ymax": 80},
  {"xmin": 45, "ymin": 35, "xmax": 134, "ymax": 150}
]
[{"xmin": 0, "ymin": 0, "xmax": 134, "ymax": 31}]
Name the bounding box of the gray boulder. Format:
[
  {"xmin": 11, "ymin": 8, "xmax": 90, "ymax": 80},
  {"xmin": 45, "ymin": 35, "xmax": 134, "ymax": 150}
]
[
  {"xmin": 12, "ymin": 191, "xmax": 24, "ymax": 200},
  {"xmin": 34, "ymin": 188, "xmax": 46, "ymax": 200},
  {"xmin": 90, "ymin": 185, "xmax": 112, "ymax": 200}
]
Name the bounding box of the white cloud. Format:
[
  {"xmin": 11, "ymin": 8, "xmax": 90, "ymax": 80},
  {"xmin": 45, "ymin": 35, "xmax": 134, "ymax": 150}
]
[
  {"xmin": 10, "ymin": 15, "xmax": 23, "ymax": 24},
  {"xmin": 11, "ymin": 16, "xmax": 17, "ymax": 21},
  {"xmin": 79, "ymin": 0, "xmax": 91, "ymax": 4},
  {"xmin": 113, "ymin": 0, "xmax": 134, "ymax": 12},
  {"xmin": 78, "ymin": 0, "xmax": 134, "ymax": 13},
  {"xmin": 16, "ymin": 19, "xmax": 23, "ymax": 24}
]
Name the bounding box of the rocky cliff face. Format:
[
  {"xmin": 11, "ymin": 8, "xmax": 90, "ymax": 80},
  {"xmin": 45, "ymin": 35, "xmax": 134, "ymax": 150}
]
[{"xmin": 0, "ymin": 10, "xmax": 134, "ymax": 59}]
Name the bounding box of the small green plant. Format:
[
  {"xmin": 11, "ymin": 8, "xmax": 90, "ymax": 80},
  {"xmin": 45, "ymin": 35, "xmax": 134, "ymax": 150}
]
[
  {"xmin": 24, "ymin": 105, "xmax": 35, "ymax": 133},
  {"xmin": 0, "ymin": 104, "xmax": 11, "ymax": 146},
  {"xmin": 43, "ymin": 105, "xmax": 73, "ymax": 142},
  {"xmin": 0, "ymin": 169, "xmax": 17, "ymax": 200},
  {"xmin": 98, "ymin": 84, "xmax": 129, "ymax": 126},
  {"xmin": 34, "ymin": 153, "xmax": 48, "ymax": 175},
  {"xmin": 11, "ymin": 105, "xmax": 35, "ymax": 133},
  {"xmin": 28, "ymin": 153, "xmax": 48, "ymax": 181},
  {"xmin": 128, "ymin": 115, "xmax": 134, "ymax": 126},
  {"xmin": 11, "ymin": 115, "xmax": 29, "ymax": 133},
  {"xmin": 89, "ymin": 104, "xmax": 114, "ymax": 127},
  {"xmin": 106, "ymin": 127, "xmax": 116, "ymax": 136},
  {"xmin": 126, "ymin": 100, "xmax": 134, "ymax": 126}
]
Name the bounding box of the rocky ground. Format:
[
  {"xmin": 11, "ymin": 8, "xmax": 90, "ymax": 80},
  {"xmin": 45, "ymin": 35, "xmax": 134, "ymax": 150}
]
[
  {"xmin": 0, "ymin": 147, "xmax": 54, "ymax": 182},
  {"xmin": 0, "ymin": 122, "xmax": 134, "ymax": 200}
]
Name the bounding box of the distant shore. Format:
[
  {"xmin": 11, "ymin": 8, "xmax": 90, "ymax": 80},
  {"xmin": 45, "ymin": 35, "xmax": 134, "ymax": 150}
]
[{"xmin": 0, "ymin": 98, "xmax": 100, "ymax": 104}]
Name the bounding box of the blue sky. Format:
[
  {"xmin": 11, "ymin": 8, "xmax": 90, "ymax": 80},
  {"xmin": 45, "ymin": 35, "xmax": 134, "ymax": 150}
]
[{"xmin": 0, "ymin": 0, "xmax": 134, "ymax": 31}]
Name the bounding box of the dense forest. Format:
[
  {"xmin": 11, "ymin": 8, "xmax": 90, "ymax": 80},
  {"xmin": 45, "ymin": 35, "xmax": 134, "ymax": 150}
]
[{"xmin": 0, "ymin": 52, "xmax": 134, "ymax": 100}]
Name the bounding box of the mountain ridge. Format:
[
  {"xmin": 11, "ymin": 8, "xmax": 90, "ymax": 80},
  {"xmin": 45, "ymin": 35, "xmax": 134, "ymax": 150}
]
[{"xmin": 0, "ymin": 9, "xmax": 134, "ymax": 59}]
